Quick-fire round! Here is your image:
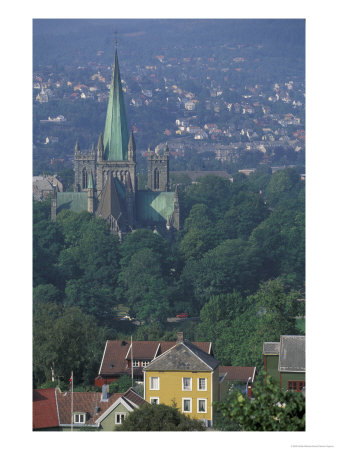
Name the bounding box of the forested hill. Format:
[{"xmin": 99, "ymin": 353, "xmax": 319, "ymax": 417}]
[{"xmin": 33, "ymin": 168, "xmax": 305, "ymax": 388}]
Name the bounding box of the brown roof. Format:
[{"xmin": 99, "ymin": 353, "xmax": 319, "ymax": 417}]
[
  {"xmin": 99, "ymin": 340, "xmax": 213, "ymax": 376},
  {"xmin": 56, "ymin": 388, "xmax": 145, "ymax": 427},
  {"xmin": 56, "ymin": 390, "xmax": 123, "ymax": 426},
  {"xmin": 219, "ymin": 366, "xmax": 256, "ymax": 382},
  {"xmin": 33, "ymin": 388, "xmax": 59, "ymax": 430},
  {"xmin": 123, "ymin": 387, "xmax": 147, "ymax": 407}
]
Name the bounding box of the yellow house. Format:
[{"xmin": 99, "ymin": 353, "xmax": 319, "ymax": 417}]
[{"xmin": 143, "ymin": 333, "xmax": 219, "ymax": 427}]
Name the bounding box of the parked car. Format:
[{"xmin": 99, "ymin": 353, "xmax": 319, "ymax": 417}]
[{"xmin": 176, "ymin": 313, "xmax": 188, "ymax": 318}]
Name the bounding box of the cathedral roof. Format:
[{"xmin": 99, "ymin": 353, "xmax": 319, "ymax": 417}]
[
  {"xmin": 103, "ymin": 49, "xmax": 129, "ymax": 161},
  {"xmin": 136, "ymin": 191, "xmax": 176, "ymax": 223},
  {"xmin": 96, "ymin": 173, "xmax": 127, "ymax": 225}
]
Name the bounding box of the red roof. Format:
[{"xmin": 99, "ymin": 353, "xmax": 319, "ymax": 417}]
[
  {"xmin": 219, "ymin": 366, "xmax": 256, "ymax": 382},
  {"xmin": 99, "ymin": 340, "xmax": 213, "ymax": 376},
  {"xmin": 57, "ymin": 391, "xmax": 123, "ymax": 425},
  {"xmin": 33, "ymin": 388, "xmax": 59, "ymax": 430}
]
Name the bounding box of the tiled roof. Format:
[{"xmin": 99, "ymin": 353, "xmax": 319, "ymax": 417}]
[
  {"xmin": 33, "ymin": 388, "xmax": 59, "ymax": 430},
  {"xmin": 56, "ymin": 390, "xmax": 123, "ymax": 426},
  {"xmin": 219, "ymin": 366, "xmax": 256, "ymax": 382},
  {"xmin": 144, "ymin": 340, "xmax": 219, "ymax": 372},
  {"xmin": 278, "ymin": 335, "xmax": 305, "ymax": 372},
  {"xmin": 99, "ymin": 340, "xmax": 213, "ymax": 376},
  {"xmin": 263, "ymin": 342, "xmax": 280, "ymax": 355},
  {"xmin": 123, "ymin": 387, "xmax": 147, "ymax": 407}
]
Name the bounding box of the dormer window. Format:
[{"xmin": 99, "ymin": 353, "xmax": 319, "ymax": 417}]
[
  {"xmin": 132, "ymin": 360, "xmax": 140, "ymax": 367},
  {"xmin": 73, "ymin": 412, "xmax": 86, "ymax": 424},
  {"xmin": 141, "ymin": 361, "xmax": 150, "ymax": 367}
]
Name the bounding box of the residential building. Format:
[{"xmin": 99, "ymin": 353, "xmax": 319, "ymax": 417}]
[
  {"xmin": 143, "ymin": 332, "xmax": 220, "ymax": 427},
  {"xmin": 219, "ymin": 366, "xmax": 256, "ymax": 399},
  {"xmin": 95, "ymin": 338, "xmax": 213, "ymax": 386},
  {"xmin": 56, "ymin": 386, "xmax": 145, "ymax": 431},
  {"xmin": 33, "ymin": 386, "xmax": 146, "ymax": 431},
  {"xmin": 263, "ymin": 335, "xmax": 305, "ymax": 392},
  {"xmin": 33, "ymin": 388, "xmax": 59, "ymax": 430}
]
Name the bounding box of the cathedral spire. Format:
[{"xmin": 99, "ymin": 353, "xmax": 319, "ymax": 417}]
[{"xmin": 103, "ymin": 48, "xmax": 129, "ymax": 161}]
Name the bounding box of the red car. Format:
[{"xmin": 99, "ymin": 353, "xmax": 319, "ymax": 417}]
[{"xmin": 176, "ymin": 313, "xmax": 188, "ymax": 318}]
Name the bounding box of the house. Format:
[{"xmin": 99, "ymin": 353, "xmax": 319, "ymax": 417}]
[
  {"xmin": 143, "ymin": 332, "xmax": 220, "ymax": 427},
  {"xmin": 33, "ymin": 386, "xmax": 146, "ymax": 431},
  {"xmin": 95, "ymin": 339, "xmax": 213, "ymax": 386},
  {"xmin": 33, "ymin": 388, "xmax": 59, "ymax": 430},
  {"xmin": 263, "ymin": 335, "xmax": 305, "ymax": 392},
  {"xmin": 219, "ymin": 366, "xmax": 256, "ymax": 399},
  {"xmin": 56, "ymin": 386, "xmax": 146, "ymax": 431}
]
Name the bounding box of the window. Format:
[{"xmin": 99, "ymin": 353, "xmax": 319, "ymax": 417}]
[
  {"xmin": 197, "ymin": 399, "xmax": 207, "ymax": 413},
  {"xmin": 182, "ymin": 377, "xmax": 192, "ymax": 391},
  {"xmin": 150, "ymin": 397, "xmax": 159, "ymax": 405},
  {"xmin": 82, "ymin": 168, "xmax": 88, "ymax": 189},
  {"xmin": 115, "ymin": 413, "xmax": 126, "ymax": 424},
  {"xmin": 132, "ymin": 360, "xmax": 139, "ymax": 367},
  {"xmin": 154, "ymin": 168, "xmax": 159, "ymax": 189},
  {"xmin": 288, "ymin": 381, "xmax": 305, "ymax": 392},
  {"xmin": 74, "ymin": 413, "xmax": 86, "ymax": 424},
  {"xmin": 198, "ymin": 378, "xmax": 207, "ymax": 391},
  {"xmin": 142, "ymin": 361, "xmax": 150, "ymax": 367},
  {"xmin": 150, "ymin": 377, "xmax": 159, "ymax": 390},
  {"xmin": 182, "ymin": 398, "xmax": 192, "ymax": 413}
]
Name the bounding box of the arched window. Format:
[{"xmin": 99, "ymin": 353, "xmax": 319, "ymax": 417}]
[
  {"xmin": 82, "ymin": 168, "xmax": 88, "ymax": 189},
  {"xmin": 154, "ymin": 168, "xmax": 159, "ymax": 189}
]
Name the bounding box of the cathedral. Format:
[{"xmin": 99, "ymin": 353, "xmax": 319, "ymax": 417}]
[{"xmin": 52, "ymin": 49, "xmax": 180, "ymax": 236}]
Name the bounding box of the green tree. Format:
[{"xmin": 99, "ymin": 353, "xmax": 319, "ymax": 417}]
[
  {"xmin": 33, "ymin": 283, "xmax": 62, "ymax": 309},
  {"xmin": 117, "ymin": 248, "xmax": 170, "ymax": 323},
  {"xmin": 215, "ymin": 377, "xmax": 305, "ymax": 431},
  {"xmin": 109, "ymin": 375, "xmax": 132, "ymax": 394},
  {"xmin": 117, "ymin": 403, "xmax": 205, "ymax": 431},
  {"xmin": 33, "ymin": 303, "xmax": 108, "ymax": 387}
]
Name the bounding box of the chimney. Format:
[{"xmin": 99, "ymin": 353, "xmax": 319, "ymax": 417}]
[
  {"xmin": 101, "ymin": 384, "xmax": 109, "ymax": 402},
  {"xmin": 177, "ymin": 332, "xmax": 184, "ymax": 343}
]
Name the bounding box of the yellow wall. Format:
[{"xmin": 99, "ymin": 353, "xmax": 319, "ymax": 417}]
[{"xmin": 145, "ymin": 369, "xmax": 219, "ymax": 422}]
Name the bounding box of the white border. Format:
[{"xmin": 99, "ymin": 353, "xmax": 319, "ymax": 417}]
[{"xmin": 182, "ymin": 397, "xmax": 192, "ymax": 413}]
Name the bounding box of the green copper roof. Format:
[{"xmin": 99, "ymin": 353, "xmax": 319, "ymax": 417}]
[
  {"xmin": 136, "ymin": 191, "xmax": 175, "ymax": 223},
  {"xmin": 103, "ymin": 50, "xmax": 129, "ymax": 161},
  {"xmin": 56, "ymin": 192, "xmax": 88, "ymax": 213}
]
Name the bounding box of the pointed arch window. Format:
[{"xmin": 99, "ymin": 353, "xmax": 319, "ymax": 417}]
[
  {"xmin": 154, "ymin": 168, "xmax": 159, "ymax": 189},
  {"xmin": 82, "ymin": 168, "xmax": 88, "ymax": 189}
]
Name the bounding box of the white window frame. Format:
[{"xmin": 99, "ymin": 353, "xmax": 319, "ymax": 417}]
[
  {"xmin": 150, "ymin": 376, "xmax": 160, "ymax": 390},
  {"xmin": 197, "ymin": 398, "xmax": 207, "ymax": 414},
  {"xmin": 198, "ymin": 377, "xmax": 207, "ymax": 391},
  {"xmin": 182, "ymin": 377, "xmax": 192, "ymax": 391},
  {"xmin": 150, "ymin": 397, "xmax": 159, "ymax": 405},
  {"xmin": 132, "ymin": 360, "xmax": 139, "ymax": 367},
  {"xmin": 182, "ymin": 397, "xmax": 192, "ymax": 413},
  {"xmin": 115, "ymin": 412, "xmax": 126, "ymax": 425},
  {"xmin": 141, "ymin": 361, "xmax": 149, "ymax": 367},
  {"xmin": 74, "ymin": 413, "xmax": 86, "ymax": 424}
]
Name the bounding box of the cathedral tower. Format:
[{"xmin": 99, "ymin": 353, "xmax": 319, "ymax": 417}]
[{"xmin": 147, "ymin": 143, "xmax": 169, "ymax": 191}]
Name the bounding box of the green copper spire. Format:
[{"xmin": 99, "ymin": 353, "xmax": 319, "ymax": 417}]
[{"xmin": 103, "ymin": 49, "xmax": 129, "ymax": 161}]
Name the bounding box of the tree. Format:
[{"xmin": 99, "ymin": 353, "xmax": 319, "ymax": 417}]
[
  {"xmin": 215, "ymin": 376, "xmax": 305, "ymax": 431},
  {"xmin": 117, "ymin": 403, "xmax": 205, "ymax": 431},
  {"xmin": 181, "ymin": 239, "xmax": 263, "ymax": 309},
  {"xmin": 117, "ymin": 248, "xmax": 171, "ymax": 323},
  {"xmin": 33, "ymin": 283, "xmax": 62, "ymax": 309},
  {"xmin": 33, "ymin": 303, "xmax": 109, "ymax": 387},
  {"xmin": 109, "ymin": 375, "xmax": 132, "ymax": 394}
]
